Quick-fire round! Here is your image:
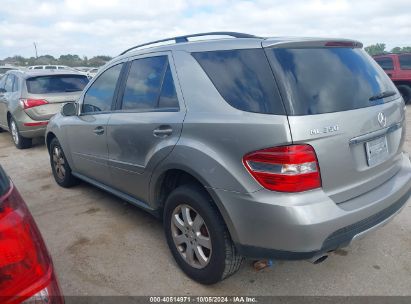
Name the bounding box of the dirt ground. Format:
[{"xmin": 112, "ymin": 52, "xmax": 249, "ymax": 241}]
[{"xmin": 0, "ymin": 106, "xmax": 410, "ymax": 296}]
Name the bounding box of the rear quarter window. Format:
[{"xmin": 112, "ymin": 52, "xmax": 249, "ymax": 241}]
[
  {"xmin": 26, "ymin": 75, "xmax": 89, "ymax": 94},
  {"xmin": 192, "ymin": 49, "xmax": 285, "ymax": 115}
]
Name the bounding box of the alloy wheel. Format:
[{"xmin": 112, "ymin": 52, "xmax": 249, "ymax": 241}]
[
  {"xmin": 171, "ymin": 204, "xmax": 212, "ymax": 269},
  {"xmin": 10, "ymin": 121, "xmax": 19, "ymax": 145},
  {"xmin": 52, "ymin": 146, "xmax": 66, "ymax": 180}
]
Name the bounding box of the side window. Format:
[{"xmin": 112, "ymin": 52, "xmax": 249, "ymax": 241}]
[
  {"xmin": 4, "ymin": 75, "xmax": 14, "ymax": 92},
  {"xmin": 375, "ymin": 57, "xmax": 394, "ymax": 70},
  {"xmin": 192, "ymin": 49, "xmax": 284, "ymax": 115},
  {"xmin": 399, "ymin": 55, "xmax": 411, "ymax": 70},
  {"xmin": 158, "ymin": 65, "xmax": 179, "ymax": 109},
  {"xmin": 83, "ymin": 63, "xmax": 123, "ymax": 114},
  {"xmin": 121, "ymin": 56, "xmax": 169, "ymax": 111}
]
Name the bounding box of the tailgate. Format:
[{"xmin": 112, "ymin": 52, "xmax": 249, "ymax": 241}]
[
  {"xmin": 264, "ymin": 43, "xmax": 406, "ymax": 203},
  {"xmin": 288, "ymin": 99, "xmax": 406, "ymax": 203},
  {"xmin": 24, "ymin": 93, "xmax": 79, "ymax": 121}
]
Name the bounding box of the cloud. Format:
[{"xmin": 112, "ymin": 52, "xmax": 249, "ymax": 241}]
[{"xmin": 0, "ymin": 0, "xmax": 410, "ymax": 58}]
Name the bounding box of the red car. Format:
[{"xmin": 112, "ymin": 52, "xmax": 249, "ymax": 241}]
[
  {"xmin": 373, "ymin": 53, "xmax": 411, "ymax": 104},
  {"xmin": 0, "ymin": 165, "xmax": 63, "ymax": 304}
]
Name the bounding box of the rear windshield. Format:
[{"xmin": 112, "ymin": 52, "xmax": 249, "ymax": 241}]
[
  {"xmin": 0, "ymin": 68, "xmax": 12, "ymax": 74},
  {"xmin": 0, "ymin": 166, "xmax": 10, "ymax": 198},
  {"xmin": 26, "ymin": 75, "xmax": 89, "ymax": 94},
  {"xmin": 267, "ymin": 48, "xmax": 398, "ymax": 115},
  {"xmin": 192, "ymin": 49, "xmax": 285, "ymax": 115}
]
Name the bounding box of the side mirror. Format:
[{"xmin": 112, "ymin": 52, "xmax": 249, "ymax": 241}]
[{"xmin": 61, "ymin": 102, "xmax": 78, "ymax": 117}]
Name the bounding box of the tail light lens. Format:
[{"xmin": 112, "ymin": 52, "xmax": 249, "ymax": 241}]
[
  {"xmin": 20, "ymin": 99, "xmax": 48, "ymax": 110},
  {"xmin": 243, "ymin": 145, "xmax": 321, "ymax": 192},
  {"xmin": 0, "ymin": 182, "xmax": 63, "ymax": 304}
]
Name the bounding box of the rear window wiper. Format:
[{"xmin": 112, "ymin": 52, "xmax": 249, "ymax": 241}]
[
  {"xmin": 65, "ymin": 89, "xmax": 81, "ymax": 92},
  {"xmin": 369, "ymin": 90, "xmax": 396, "ymax": 101}
]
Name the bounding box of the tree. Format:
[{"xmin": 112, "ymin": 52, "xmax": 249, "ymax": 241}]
[
  {"xmin": 58, "ymin": 54, "xmax": 83, "ymax": 66},
  {"xmin": 0, "ymin": 54, "xmax": 112, "ymax": 67},
  {"xmin": 391, "ymin": 47, "xmax": 402, "ymax": 53},
  {"xmin": 88, "ymin": 55, "xmax": 112, "ymax": 67},
  {"xmin": 364, "ymin": 43, "xmax": 386, "ymax": 56}
]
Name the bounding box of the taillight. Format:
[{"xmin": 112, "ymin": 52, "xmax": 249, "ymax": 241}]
[
  {"xmin": 20, "ymin": 99, "xmax": 48, "ymax": 110},
  {"xmin": 0, "ymin": 182, "xmax": 63, "ymax": 304},
  {"xmin": 243, "ymin": 145, "xmax": 321, "ymax": 192}
]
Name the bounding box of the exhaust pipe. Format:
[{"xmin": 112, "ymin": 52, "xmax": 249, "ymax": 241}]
[{"xmin": 307, "ymin": 254, "xmax": 328, "ymax": 264}]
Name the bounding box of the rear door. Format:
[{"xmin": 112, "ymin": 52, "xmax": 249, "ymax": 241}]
[
  {"xmin": 65, "ymin": 63, "xmax": 124, "ymax": 185},
  {"xmin": 0, "ymin": 75, "xmax": 9, "ymax": 128},
  {"xmin": 0, "ymin": 74, "xmax": 19, "ymax": 128},
  {"xmin": 265, "ymin": 44, "xmax": 405, "ymax": 203},
  {"xmin": 106, "ymin": 52, "xmax": 185, "ymax": 203}
]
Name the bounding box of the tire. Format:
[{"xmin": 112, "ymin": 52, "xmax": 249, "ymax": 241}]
[
  {"xmin": 397, "ymin": 85, "xmax": 411, "ymax": 105},
  {"xmin": 49, "ymin": 137, "xmax": 79, "ymax": 188},
  {"xmin": 9, "ymin": 117, "xmax": 32, "ymax": 149},
  {"xmin": 164, "ymin": 184, "xmax": 243, "ymax": 284}
]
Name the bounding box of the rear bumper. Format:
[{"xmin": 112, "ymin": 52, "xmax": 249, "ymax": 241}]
[
  {"xmin": 14, "ymin": 111, "xmax": 48, "ymax": 138},
  {"xmin": 212, "ymin": 153, "xmax": 411, "ymax": 259},
  {"xmin": 19, "ymin": 126, "xmax": 47, "ymax": 138}
]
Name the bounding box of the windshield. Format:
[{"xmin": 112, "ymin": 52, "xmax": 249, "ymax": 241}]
[
  {"xmin": 267, "ymin": 48, "xmax": 398, "ymax": 115},
  {"xmin": 26, "ymin": 75, "xmax": 89, "ymax": 94}
]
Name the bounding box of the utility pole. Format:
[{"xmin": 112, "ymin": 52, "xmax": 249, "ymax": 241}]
[{"xmin": 33, "ymin": 42, "xmax": 38, "ymax": 58}]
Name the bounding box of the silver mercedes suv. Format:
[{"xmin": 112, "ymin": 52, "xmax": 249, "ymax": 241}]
[{"xmin": 45, "ymin": 32, "xmax": 411, "ymax": 284}]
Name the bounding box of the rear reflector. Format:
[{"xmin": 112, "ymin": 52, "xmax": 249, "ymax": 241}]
[
  {"xmin": 23, "ymin": 121, "xmax": 48, "ymax": 127},
  {"xmin": 0, "ymin": 182, "xmax": 63, "ymax": 304},
  {"xmin": 243, "ymin": 145, "xmax": 321, "ymax": 192},
  {"xmin": 20, "ymin": 99, "xmax": 48, "ymax": 109}
]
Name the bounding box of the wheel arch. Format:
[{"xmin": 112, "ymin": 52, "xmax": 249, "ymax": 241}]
[
  {"xmin": 151, "ymin": 166, "xmax": 239, "ymax": 243},
  {"xmin": 46, "ymin": 131, "xmax": 57, "ymax": 154},
  {"xmin": 6, "ymin": 111, "xmax": 12, "ymax": 126}
]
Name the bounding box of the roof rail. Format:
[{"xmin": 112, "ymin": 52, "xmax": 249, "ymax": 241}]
[{"xmin": 119, "ymin": 32, "xmax": 260, "ymax": 55}]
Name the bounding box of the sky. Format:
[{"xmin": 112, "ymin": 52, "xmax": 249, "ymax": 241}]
[{"xmin": 0, "ymin": 0, "xmax": 410, "ymax": 59}]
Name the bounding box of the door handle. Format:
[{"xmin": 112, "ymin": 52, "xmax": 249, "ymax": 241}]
[
  {"xmin": 153, "ymin": 126, "xmax": 173, "ymax": 138},
  {"xmin": 93, "ymin": 126, "xmax": 104, "ymax": 135}
]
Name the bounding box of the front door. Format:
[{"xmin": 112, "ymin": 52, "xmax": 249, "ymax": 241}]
[{"xmin": 66, "ymin": 63, "xmax": 124, "ymax": 185}]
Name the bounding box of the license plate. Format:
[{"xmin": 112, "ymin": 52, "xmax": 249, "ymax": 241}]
[{"xmin": 365, "ymin": 136, "xmax": 389, "ymax": 166}]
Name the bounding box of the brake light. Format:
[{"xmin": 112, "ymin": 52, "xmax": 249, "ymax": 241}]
[
  {"xmin": 0, "ymin": 182, "xmax": 63, "ymax": 304},
  {"xmin": 20, "ymin": 99, "xmax": 48, "ymax": 109},
  {"xmin": 243, "ymin": 145, "xmax": 321, "ymax": 192},
  {"xmin": 325, "ymin": 41, "xmax": 357, "ymax": 47}
]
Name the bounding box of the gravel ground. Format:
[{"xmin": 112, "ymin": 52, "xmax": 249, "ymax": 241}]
[{"xmin": 0, "ymin": 105, "xmax": 410, "ymax": 296}]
